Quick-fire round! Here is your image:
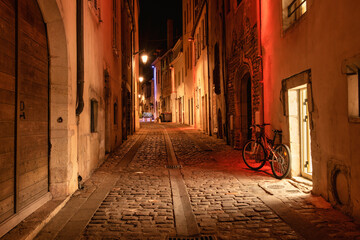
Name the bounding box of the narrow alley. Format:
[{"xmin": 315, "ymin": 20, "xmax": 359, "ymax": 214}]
[
  {"xmin": 4, "ymin": 123, "xmax": 357, "ymax": 240},
  {"xmin": 2, "ymin": 0, "xmax": 360, "ymax": 239}
]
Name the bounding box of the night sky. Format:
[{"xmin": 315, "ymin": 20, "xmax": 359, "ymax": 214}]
[{"xmin": 139, "ymin": 0, "xmax": 182, "ymax": 80}]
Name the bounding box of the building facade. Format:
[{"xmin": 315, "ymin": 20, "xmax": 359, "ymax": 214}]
[
  {"xmin": 170, "ymin": 38, "xmax": 185, "ymax": 124},
  {"xmin": 0, "ymin": 0, "xmax": 139, "ymax": 236},
  {"xmin": 261, "ymin": 0, "xmax": 360, "ymax": 220}
]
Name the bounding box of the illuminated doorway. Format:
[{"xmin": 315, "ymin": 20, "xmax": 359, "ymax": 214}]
[{"xmin": 288, "ymin": 85, "xmax": 312, "ymax": 179}]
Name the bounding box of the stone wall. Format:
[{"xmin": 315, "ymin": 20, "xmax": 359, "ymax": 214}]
[{"xmin": 226, "ymin": 11, "xmax": 262, "ymax": 148}]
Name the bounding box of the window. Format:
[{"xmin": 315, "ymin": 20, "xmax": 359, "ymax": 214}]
[
  {"xmin": 184, "ymin": 11, "xmax": 187, "ymax": 33},
  {"xmin": 348, "ymin": 69, "xmax": 360, "ymax": 119},
  {"xmin": 114, "ymin": 102, "xmax": 118, "ymax": 125},
  {"xmin": 213, "ymin": 43, "xmax": 221, "ymax": 95},
  {"xmin": 202, "ymin": 20, "xmax": 205, "ymax": 49},
  {"xmin": 182, "ymin": 68, "xmax": 184, "ymax": 82},
  {"xmin": 89, "ymin": 0, "xmax": 101, "ymax": 21},
  {"xmin": 112, "ymin": 0, "xmax": 118, "ymax": 52},
  {"xmin": 91, "ymin": 99, "xmax": 98, "ymax": 132},
  {"xmin": 187, "ymin": 3, "xmax": 189, "ymax": 23},
  {"xmin": 282, "ymin": 0, "xmax": 307, "ymax": 30}
]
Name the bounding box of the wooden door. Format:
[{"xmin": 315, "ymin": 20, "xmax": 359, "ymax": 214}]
[
  {"xmin": 0, "ymin": 0, "xmax": 49, "ymax": 222},
  {"xmin": 0, "ymin": 0, "xmax": 16, "ymax": 223},
  {"xmin": 17, "ymin": 0, "xmax": 49, "ymax": 210}
]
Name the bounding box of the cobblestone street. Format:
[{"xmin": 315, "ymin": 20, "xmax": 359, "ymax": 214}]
[{"xmin": 33, "ymin": 123, "xmax": 360, "ymax": 240}]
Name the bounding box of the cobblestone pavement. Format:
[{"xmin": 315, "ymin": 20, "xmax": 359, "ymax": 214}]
[{"xmin": 44, "ymin": 123, "xmax": 360, "ymax": 240}]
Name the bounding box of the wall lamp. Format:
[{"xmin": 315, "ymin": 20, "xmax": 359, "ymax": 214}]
[{"xmin": 133, "ymin": 49, "xmax": 148, "ymax": 64}]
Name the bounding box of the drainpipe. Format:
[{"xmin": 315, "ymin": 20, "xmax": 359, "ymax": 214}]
[
  {"xmin": 76, "ymin": 0, "xmax": 84, "ymax": 116},
  {"xmin": 221, "ymin": 0, "xmax": 229, "ymax": 144},
  {"xmin": 128, "ymin": 0, "xmax": 136, "ymax": 134},
  {"xmin": 257, "ymin": 0, "xmax": 264, "ymax": 124},
  {"xmin": 205, "ymin": 0, "xmax": 212, "ymax": 136},
  {"xmin": 131, "ymin": 28, "xmax": 134, "ymax": 134}
]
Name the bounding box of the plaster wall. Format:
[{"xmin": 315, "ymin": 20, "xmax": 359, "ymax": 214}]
[
  {"xmin": 102, "ymin": 0, "xmax": 123, "ymax": 152},
  {"xmin": 77, "ymin": 0, "xmax": 107, "ymax": 181},
  {"xmin": 193, "ymin": 10, "xmax": 209, "ymax": 132},
  {"xmin": 261, "ymin": 0, "xmax": 360, "ymax": 219},
  {"xmin": 173, "ymin": 54, "xmax": 185, "ymax": 123},
  {"xmin": 183, "ymin": 0, "xmax": 195, "ymax": 126}
]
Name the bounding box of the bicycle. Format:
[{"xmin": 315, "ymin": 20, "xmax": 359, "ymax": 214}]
[{"xmin": 242, "ymin": 124, "xmax": 291, "ymax": 179}]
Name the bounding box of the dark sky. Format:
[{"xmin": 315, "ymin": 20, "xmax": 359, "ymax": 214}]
[{"xmin": 139, "ymin": 0, "xmax": 182, "ymax": 79}]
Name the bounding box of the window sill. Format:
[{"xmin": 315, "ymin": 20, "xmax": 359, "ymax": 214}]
[
  {"xmin": 282, "ymin": 11, "xmax": 308, "ymax": 37},
  {"xmin": 349, "ymin": 117, "xmax": 360, "ymax": 123}
]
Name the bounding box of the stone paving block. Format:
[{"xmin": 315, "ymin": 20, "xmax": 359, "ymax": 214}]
[{"xmin": 30, "ymin": 123, "xmax": 360, "ymax": 240}]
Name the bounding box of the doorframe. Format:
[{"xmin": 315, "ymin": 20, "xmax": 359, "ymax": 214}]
[
  {"xmin": 288, "ymin": 84, "xmax": 312, "ymax": 179},
  {"xmin": 281, "ymin": 70, "xmax": 314, "ymax": 178}
]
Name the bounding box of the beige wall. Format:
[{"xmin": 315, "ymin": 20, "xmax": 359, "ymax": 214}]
[
  {"xmin": 37, "ymin": 0, "xmax": 138, "ymax": 198},
  {"xmin": 261, "ymin": 0, "xmax": 360, "ymax": 219},
  {"xmin": 183, "ymin": 0, "xmax": 195, "ymax": 126}
]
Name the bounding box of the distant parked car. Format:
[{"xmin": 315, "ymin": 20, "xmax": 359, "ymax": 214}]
[{"xmin": 142, "ymin": 112, "xmax": 154, "ymax": 119}]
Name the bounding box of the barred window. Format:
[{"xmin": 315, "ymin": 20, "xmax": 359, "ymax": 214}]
[{"xmin": 282, "ymin": 0, "xmax": 307, "ymax": 30}]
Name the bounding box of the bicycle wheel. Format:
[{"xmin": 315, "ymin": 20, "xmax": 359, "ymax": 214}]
[
  {"xmin": 271, "ymin": 144, "xmax": 291, "ymax": 179},
  {"xmin": 242, "ymin": 140, "xmax": 266, "ymax": 170}
]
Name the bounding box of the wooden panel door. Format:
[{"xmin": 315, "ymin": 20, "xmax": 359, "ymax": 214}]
[
  {"xmin": 0, "ymin": 0, "xmax": 49, "ymax": 222},
  {"xmin": 17, "ymin": 0, "xmax": 49, "ymax": 210},
  {"xmin": 0, "ymin": 0, "xmax": 16, "ymax": 223}
]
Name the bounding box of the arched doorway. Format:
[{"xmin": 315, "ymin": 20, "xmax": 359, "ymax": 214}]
[
  {"xmin": 0, "ymin": 0, "xmax": 49, "ymax": 223},
  {"xmin": 240, "ymin": 73, "xmax": 252, "ymax": 142}
]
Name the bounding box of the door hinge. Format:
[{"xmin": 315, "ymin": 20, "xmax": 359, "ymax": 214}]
[{"xmin": 304, "ymin": 161, "xmax": 309, "ymax": 168}]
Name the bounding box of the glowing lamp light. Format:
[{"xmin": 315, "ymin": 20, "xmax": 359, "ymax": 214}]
[
  {"xmin": 138, "ymin": 94, "xmax": 141, "ymax": 98},
  {"xmin": 139, "ymin": 77, "xmax": 144, "ymax": 82},
  {"xmin": 141, "ymin": 54, "xmax": 148, "ymax": 64}
]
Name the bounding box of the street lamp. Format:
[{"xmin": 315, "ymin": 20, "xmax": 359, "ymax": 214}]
[
  {"xmin": 141, "ymin": 54, "xmax": 148, "ymax": 64},
  {"xmin": 133, "ymin": 50, "xmax": 148, "ymax": 64},
  {"xmin": 139, "ymin": 77, "xmax": 144, "ymax": 83}
]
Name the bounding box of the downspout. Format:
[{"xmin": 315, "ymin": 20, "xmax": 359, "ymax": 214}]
[
  {"xmin": 205, "ymin": 0, "xmax": 212, "ymax": 136},
  {"xmin": 76, "ymin": 0, "xmax": 84, "ymax": 116},
  {"xmin": 221, "ymin": 0, "xmax": 229, "ymax": 144},
  {"xmin": 131, "ymin": 29, "xmax": 134, "ymax": 134},
  {"xmin": 128, "ymin": 0, "xmax": 136, "ymax": 134},
  {"xmin": 257, "ymin": 0, "xmax": 264, "ymax": 124}
]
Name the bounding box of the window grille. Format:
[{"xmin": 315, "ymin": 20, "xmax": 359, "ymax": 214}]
[{"xmin": 288, "ymin": 0, "xmax": 306, "ymax": 18}]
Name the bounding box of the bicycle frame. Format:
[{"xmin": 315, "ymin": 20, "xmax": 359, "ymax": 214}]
[
  {"xmin": 243, "ymin": 124, "xmax": 291, "ymax": 179},
  {"xmin": 253, "ymin": 125, "xmax": 280, "ymax": 162}
]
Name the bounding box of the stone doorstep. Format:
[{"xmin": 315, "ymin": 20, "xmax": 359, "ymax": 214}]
[{"xmin": 2, "ymin": 196, "xmax": 71, "ymax": 240}]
